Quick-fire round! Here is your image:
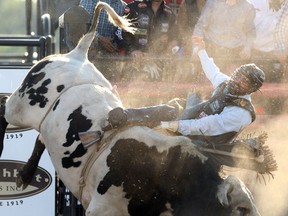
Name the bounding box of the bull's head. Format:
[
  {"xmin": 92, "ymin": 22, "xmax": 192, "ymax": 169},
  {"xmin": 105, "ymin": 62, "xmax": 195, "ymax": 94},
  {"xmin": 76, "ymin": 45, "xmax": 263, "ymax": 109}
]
[{"xmin": 217, "ymin": 175, "xmax": 261, "ymax": 216}]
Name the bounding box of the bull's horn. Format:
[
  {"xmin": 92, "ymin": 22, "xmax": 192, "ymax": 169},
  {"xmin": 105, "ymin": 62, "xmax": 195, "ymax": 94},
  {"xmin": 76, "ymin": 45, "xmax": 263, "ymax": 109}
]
[
  {"xmin": 216, "ymin": 179, "xmax": 231, "ymax": 206},
  {"xmin": 0, "ymin": 96, "xmax": 9, "ymax": 157},
  {"xmin": 217, "ymin": 176, "xmax": 261, "ymax": 216}
]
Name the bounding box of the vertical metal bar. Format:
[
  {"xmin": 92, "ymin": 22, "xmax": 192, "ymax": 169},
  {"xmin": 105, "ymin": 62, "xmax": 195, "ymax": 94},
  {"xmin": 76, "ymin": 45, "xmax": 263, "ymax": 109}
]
[{"xmin": 26, "ymin": 0, "xmax": 33, "ymax": 62}]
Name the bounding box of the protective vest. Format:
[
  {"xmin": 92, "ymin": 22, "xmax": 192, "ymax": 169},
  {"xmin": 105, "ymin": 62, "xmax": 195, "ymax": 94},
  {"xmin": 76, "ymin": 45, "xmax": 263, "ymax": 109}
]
[
  {"xmin": 200, "ymin": 82, "xmax": 256, "ymax": 122},
  {"xmin": 186, "ymin": 82, "xmax": 256, "ymax": 145}
]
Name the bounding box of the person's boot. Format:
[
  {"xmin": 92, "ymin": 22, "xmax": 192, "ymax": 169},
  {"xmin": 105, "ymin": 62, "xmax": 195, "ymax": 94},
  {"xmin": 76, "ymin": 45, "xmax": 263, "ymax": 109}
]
[{"xmin": 107, "ymin": 105, "xmax": 179, "ymax": 129}]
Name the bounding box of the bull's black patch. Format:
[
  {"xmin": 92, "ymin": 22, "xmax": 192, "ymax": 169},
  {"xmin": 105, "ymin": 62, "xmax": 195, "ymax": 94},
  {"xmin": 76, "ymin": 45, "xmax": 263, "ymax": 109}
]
[
  {"xmin": 61, "ymin": 106, "xmax": 92, "ymax": 169},
  {"xmin": 62, "ymin": 144, "xmax": 87, "ymax": 168},
  {"xmin": 30, "ymin": 60, "xmax": 51, "ymax": 74},
  {"xmin": 57, "ymin": 85, "xmax": 65, "ymax": 93},
  {"xmin": 26, "ymin": 78, "xmax": 51, "ymax": 107},
  {"xmin": 98, "ymin": 139, "xmax": 230, "ymax": 216},
  {"xmin": 18, "ymin": 60, "xmax": 53, "ymax": 108},
  {"xmin": 19, "ymin": 60, "xmax": 51, "ymax": 93}
]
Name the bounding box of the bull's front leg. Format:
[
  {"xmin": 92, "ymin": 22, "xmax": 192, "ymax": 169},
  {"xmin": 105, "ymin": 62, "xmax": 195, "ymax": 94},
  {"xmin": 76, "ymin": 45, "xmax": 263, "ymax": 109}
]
[
  {"xmin": 0, "ymin": 95, "xmax": 9, "ymax": 157},
  {"xmin": 16, "ymin": 135, "xmax": 46, "ymax": 189}
]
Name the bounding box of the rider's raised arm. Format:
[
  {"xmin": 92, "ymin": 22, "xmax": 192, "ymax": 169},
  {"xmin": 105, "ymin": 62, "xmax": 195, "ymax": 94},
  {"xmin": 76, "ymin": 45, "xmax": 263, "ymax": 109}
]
[{"xmin": 197, "ymin": 49, "xmax": 229, "ymax": 89}]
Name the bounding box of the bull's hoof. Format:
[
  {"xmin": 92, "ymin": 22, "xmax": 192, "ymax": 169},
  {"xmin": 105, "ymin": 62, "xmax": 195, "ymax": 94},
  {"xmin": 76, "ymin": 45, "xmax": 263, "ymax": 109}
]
[
  {"xmin": 16, "ymin": 166, "xmax": 35, "ymax": 190},
  {"xmin": 16, "ymin": 174, "xmax": 29, "ymax": 190}
]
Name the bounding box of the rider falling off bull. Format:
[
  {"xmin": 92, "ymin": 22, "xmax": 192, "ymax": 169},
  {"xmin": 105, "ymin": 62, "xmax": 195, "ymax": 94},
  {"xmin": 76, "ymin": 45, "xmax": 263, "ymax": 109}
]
[{"xmin": 107, "ymin": 36, "xmax": 265, "ymax": 165}]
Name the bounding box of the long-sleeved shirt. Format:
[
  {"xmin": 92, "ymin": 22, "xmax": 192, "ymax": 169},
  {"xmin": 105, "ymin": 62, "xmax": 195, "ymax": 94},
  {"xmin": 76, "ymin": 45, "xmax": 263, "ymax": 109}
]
[
  {"xmin": 274, "ymin": 0, "xmax": 288, "ymax": 52},
  {"xmin": 79, "ymin": 0, "xmax": 126, "ymax": 38},
  {"xmin": 251, "ymin": 0, "xmax": 281, "ymax": 52},
  {"xmin": 178, "ymin": 50, "xmax": 252, "ymax": 136},
  {"xmin": 193, "ymin": 0, "xmax": 256, "ymax": 50}
]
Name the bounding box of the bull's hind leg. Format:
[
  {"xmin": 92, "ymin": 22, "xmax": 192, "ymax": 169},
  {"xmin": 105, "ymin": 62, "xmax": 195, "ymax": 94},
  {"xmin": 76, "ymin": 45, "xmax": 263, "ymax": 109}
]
[
  {"xmin": 0, "ymin": 95, "xmax": 9, "ymax": 157},
  {"xmin": 16, "ymin": 135, "xmax": 46, "ymax": 189}
]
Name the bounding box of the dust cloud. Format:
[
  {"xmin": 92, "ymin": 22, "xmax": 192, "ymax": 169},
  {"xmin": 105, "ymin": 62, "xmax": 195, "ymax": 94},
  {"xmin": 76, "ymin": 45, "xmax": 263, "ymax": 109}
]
[
  {"xmin": 253, "ymin": 115, "xmax": 288, "ymax": 216},
  {"xmin": 224, "ymin": 114, "xmax": 288, "ymax": 216},
  {"xmin": 119, "ymin": 83, "xmax": 288, "ymax": 216}
]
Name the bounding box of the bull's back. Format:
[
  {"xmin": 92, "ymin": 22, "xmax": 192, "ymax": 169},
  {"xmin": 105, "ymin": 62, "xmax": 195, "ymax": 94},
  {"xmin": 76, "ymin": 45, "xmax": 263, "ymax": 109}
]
[{"xmin": 5, "ymin": 54, "xmax": 113, "ymax": 130}]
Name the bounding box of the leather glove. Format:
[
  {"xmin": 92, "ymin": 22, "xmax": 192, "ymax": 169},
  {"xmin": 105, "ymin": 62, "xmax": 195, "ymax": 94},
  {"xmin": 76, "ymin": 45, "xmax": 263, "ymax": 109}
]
[
  {"xmin": 192, "ymin": 36, "xmax": 205, "ymax": 55},
  {"xmin": 160, "ymin": 121, "xmax": 179, "ymax": 133}
]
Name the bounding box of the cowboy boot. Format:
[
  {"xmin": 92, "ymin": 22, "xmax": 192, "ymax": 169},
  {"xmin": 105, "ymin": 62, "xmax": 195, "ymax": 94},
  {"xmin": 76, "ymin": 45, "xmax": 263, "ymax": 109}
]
[{"xmin": 107, "ymin": 105, "xmax": 179, "ymax": 129}]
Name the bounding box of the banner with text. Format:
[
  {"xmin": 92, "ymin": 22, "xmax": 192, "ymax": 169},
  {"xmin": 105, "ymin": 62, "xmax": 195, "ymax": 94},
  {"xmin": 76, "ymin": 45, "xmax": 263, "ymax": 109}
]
[{"xmin": 0, "ymin": 68, "xmax": 56, "ymax": 216}]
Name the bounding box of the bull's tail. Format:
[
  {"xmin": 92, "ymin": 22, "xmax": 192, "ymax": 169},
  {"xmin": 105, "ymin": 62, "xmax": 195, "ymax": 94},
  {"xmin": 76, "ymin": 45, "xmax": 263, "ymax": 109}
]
[
  {"xmin": 0, "ymin": 96, "xmax": 9, "ymax": 157},
  {"xmin": 73, "ymin": 2, "xmax": 135, "ymax": 60}
]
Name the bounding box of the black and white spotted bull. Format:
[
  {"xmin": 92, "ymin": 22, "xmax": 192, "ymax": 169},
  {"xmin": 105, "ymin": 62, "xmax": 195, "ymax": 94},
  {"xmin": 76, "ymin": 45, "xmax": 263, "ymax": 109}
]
[{"xmin": 0, "ymin": 2, "xmax": 261, "ymax": 216}]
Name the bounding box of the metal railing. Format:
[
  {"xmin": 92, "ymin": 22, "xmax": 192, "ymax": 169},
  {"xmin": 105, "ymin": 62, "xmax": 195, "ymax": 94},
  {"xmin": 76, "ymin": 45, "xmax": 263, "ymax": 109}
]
[{"xmin": 0, "ymin": 35, "xmax": 52, "ymax": 67}]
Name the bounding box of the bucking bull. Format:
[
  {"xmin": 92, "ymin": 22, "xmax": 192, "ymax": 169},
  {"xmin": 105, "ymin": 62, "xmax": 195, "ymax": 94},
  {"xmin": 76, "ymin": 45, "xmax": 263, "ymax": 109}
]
[{"xmin": 0, "ymin": 2, "xmax": 273, "ymax": 216}]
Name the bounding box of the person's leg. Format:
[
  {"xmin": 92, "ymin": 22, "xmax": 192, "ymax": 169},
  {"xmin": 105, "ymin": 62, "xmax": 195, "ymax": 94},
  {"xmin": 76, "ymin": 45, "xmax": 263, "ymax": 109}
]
[{"xmin": 107, "ymin": 105, "xmax": 179, "ymax": 128}]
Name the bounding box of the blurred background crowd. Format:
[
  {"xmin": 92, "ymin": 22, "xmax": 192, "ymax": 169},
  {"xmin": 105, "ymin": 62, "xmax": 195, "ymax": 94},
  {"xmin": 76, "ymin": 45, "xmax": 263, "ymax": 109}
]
[
  {"xmin": 2, "ymin": 0, "xmax": 288, "ymax": 83},
  {"xmin": 73, "ymin": 0, "xmax": 288, "ymax": 83}
]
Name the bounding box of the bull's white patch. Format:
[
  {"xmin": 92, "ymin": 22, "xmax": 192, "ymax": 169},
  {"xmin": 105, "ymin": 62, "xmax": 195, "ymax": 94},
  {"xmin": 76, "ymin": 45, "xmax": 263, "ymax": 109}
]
[
  {"xmin": 88, "ymin": 185, "xmax": 130, "ymax": 215},
  {"xmin": 0, "ymin": 160, "xmax": 52, "ymax": 199}
]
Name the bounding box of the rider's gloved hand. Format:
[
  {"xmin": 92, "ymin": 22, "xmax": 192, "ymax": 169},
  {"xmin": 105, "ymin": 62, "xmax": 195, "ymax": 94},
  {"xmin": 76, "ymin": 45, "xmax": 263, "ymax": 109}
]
[
  {"xmin": 192, "ymin": 36, "xmax": 205, "ymax": 55},
  {"xmin": 160, "ymin": 121, "xmax": 179, "ymax": 133}
]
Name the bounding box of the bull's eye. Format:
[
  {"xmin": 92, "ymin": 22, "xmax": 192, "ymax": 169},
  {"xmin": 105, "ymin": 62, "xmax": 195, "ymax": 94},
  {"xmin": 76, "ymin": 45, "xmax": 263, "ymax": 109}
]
[{"xmin": 236, "ymin": 206, "xmax": 250, "ymax": 216}]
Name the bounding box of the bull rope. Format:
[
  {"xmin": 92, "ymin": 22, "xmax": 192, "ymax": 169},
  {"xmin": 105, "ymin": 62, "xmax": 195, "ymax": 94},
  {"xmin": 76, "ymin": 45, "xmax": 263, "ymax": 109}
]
[{"xmin": 78, "ymin": 126, "xmax": 130, "ymax": 204}]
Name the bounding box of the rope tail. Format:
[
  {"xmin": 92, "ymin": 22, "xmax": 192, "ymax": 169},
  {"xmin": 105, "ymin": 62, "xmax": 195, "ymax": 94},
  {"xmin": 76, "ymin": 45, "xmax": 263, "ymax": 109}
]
[{"xmin": 73, "ymin": 2, "xmax": 135, "ymax": 60}]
